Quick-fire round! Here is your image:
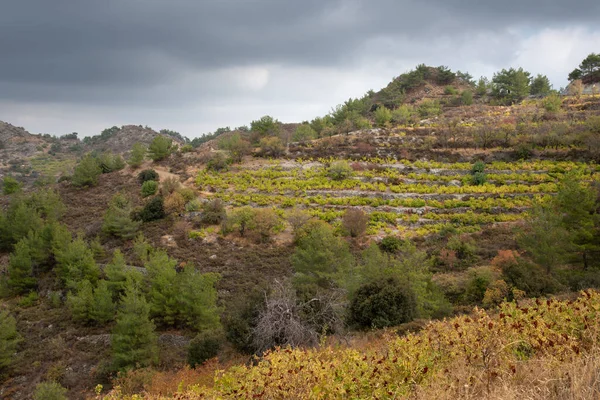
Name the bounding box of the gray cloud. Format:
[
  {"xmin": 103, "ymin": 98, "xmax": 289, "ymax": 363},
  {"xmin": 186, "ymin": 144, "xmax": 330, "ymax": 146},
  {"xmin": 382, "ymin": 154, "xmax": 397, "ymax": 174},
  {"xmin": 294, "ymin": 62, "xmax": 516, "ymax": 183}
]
[{"xmin": 1, "ymin": 0, "xmax": 599, "ymax": 136}]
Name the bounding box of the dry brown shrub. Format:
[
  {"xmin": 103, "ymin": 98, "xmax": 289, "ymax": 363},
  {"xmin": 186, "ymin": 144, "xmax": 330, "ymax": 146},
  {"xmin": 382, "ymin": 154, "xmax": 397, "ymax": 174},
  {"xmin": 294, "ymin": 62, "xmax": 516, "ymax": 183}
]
[
  {"xmin": 341, "ymin": 208, "xmax": 368, "ymax": 238},
  {"xmin": 164, "ymin": 192, "xmax": 186, "ymax": 214}
]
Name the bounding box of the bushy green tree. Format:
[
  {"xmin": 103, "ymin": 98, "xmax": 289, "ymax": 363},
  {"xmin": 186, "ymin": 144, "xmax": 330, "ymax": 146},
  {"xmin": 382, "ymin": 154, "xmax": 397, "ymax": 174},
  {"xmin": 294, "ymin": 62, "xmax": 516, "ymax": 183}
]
[
  {"xmin": 327, "ymin": 160, "xmax": 353, "ymax": 181},
  {"xmin": 293, "ymin": 124, "xmax": 317, "ymax": 142},
  {"xmin": 374, "ymin": 106, "xmax": 392, "ymax": 127},
  {"xmin": 518, "ymin": 204, "xmax": 572, "ymax": 274},
  {"xmin": 105, "ymin": 249, "xmax": 143, "ymax": 298},
  {"xmin": 187, "ymin": 329, "xmax": 223, "ymax": 367},
  {"xmin": 145, "ymin": 250, "xmax": 179, "ymax": 326},
  {"xmin": 145, "ymin": 251, "xmax": 220, "ymax": 330},
  {"xmin": 53, "ymin": 234, "xmax": 99, "ymax": 287},
  {"xmin": 391, "ymin": 105, "xmax": 415, "ymax": 125},
  {"xmin": 348, "ymin": 277, "xmax": 417, "ymax": 329},
  {"xmin": 0, "ymin": 200, "xmax": 43, "ymax": 251},
  {"xmin": 530, "ymin": 74, "xmax": 552, "ymax": 96},
  {"xmin": 102, "ymin": 193, "xmax": 140, "ymax": 239},
  {"xmin": 553, "ymin": 174, "xmax": 599, "ymax": 269},
  {"xmin": 138, "ymin": 197, "xmax": 166, "ymax": 222},
  {"xmin": 111, "ymin": 283, "xmax": 157, "ymax": 371},
  {"xmin": 72, "ymin": 154, "xmax": 102, "ymax": 187},
  {"xmin": 569, "ymin": 53, "xmax": 600, "ymax": 83},
  {"xmin": 33, "ymin": 381, "xmax": 67, "ymax": 400},
  {"xmin": 461, "ymin": 90, "xmax": 474, "ymax": 105},
  {"xmin": 291, "ymin": 221, "xmax": 353, "ymax": 288},
  {"xmin": 148, "ymin": 136, "xmax": 173, "ymax": 161},
  {"xmin": 7, "ymin": 240, "xmax": 36, "ymax": 294},
  {"xmin": 0, "ymin": 310, "xmax": 21, "ymax": 370},
  {"xmin": 141, "ymin": 180, "xmax": 158, "ymax": 197},
  {"xmin": 128, "ymin": 143, "xmax": 147, "ymax": 168},
  {"xmin": 96, "ymin": 152, "xmax": 125, "ymax": 173},
  {"xmin": 90, "ymin": 280, "xmax": 116, "ymax": 324},
  {"xmin": 137, "ymin": 169, "xmax": 159, "ymax": 184},
  {"xmin": 218, "ymin": 133, "xmax": 251, "ymax": 163},
  {"xmin": 67, "ymin": 279, "xmax": 94, "ymax": 323},
  {"xmin": 177, "ymin": 266, "xmax": 221, "ymax": 331},
  {"xmin": 227, "ymin": 206, "xmax": 256, "ymax": 237},
  {"xmin": 2, "ymin": 176, "xmax": 22, "ymax": 195},
  {"xmin": 259, "ymin": 136, "xmax": 285, "ymax": 157},
  {"xmin": 250, "ymin": 115, "xmax": 280, "ymax": 137},
  {"xmin": 491, "ymin": 67, "xmax": 531, "ymax": 104},
  {"xmin": 352, "ymin": 243, "xmax": 451, "ymax": 319},
  {"xmin": 476, "ymin": 77, "xmax": 490, "ymax": 96},
  {"xmin": 27, "ymin": 189, "xmax": 65, "ymax": 221}
]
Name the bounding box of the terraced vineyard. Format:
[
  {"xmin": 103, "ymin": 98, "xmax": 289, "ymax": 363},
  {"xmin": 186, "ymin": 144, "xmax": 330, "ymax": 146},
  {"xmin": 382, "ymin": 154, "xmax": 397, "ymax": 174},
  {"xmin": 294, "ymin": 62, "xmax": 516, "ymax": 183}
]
[{"xmin": 196, "ymin": 158, "xmax": 599, "ymax": 237}]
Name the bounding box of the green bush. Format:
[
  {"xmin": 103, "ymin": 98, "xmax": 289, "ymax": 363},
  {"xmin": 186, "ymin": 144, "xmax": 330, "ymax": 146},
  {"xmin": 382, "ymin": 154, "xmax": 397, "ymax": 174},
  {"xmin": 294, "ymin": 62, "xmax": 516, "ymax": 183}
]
[
  {"xmin": 218, "ymin": 133, "xmax": 251, "ymax": 163},
  {"xmin": 72, "ymin": 154, "xmax": 102, "ymax": 187},
  {"xmin": 471, "ymin": 160, "xmax": 486, "ymax": 174},
  {"xmin": 444, "ymin": 86, "xmax": 458, "ymax": 95},
  {"xmin": 137, "ymin": 169, "xmax": 159, "ymax": 184},
  {"xmin": 102, "ymin": 194, "xmax": 140, "ymax": 239},
  {"xmin": 417, "ymin": 99, "xmax": 441, "ymax": 118},
  {"xmin": 187, "ymin": 329, "xmax": 223, "ymax": 368},
  {"xmin": 471, "ymin": 171, "xmax": 487, "ymax": 185},
  {"xmin": 148, "ymin": 136, "xmax": 173, "ymax": 161},
  {"xmin": 141, "ymin": 180, "xmax": 158, "ymax": 197},
  {"xmin": 391, "ymin": 105, "xmax": 414, "ymax": 125},
  {"xmin": 185, "ymin": 199, "xmax": 202, "ymax": 212},
  {"xmin": 379, "ymin": 235, "xmax": 403, "ymax": 253},
  {"xmin": 293, "ymin": 124, "xmax": 317, "ymax": 142},
  {"xmin": 0, "ymin": 310, "xmax": 21, "ymax": 370},
  {"xmin": 7, "ymin": 240, "xmax": 36, "ymax": 294},
  {"xmin": 111, "ymin": 284, "xmax": 157, "ymax": 371},
  {"xmin": 541, "ymin": 94, "xmax": 562, "ymax": 113},
  {"xmin": 461, "ymin": 90, "xmax": 474, "ymax": 105},
  {"xmin": 96, "ymin": 152, "xmax": 125, "ymax": 173},
  {"xmin": 128, "ymin": 143, "xmax": 147, "ymax": 168},
  {"xmin": 138, "ymin": 197, "xmax": 165, "ymax": 222},
  {"xmin": 206, "ymin": 153, "xmax": 230, "ymax": 172},
  {"xmin": 33, "ymin": 381, "xmax": 68, "ymax": 400},
  {"xmin": 374, "ymin": 106, "xmax": 392, "ymax": 127},
  {"xmin": 181, "ymin": 144, "xmax": 194, "ymax": 153},
  {"xmin": 502, "ymin": 260, "xmax": 561, "ymax": 297},
  {"xmin": 18, "ymin": 291, "xmax": 39, "ymax": 308},
  {"xmin": 259, "ymin": 136, "xmax": 285, "ymax": 157},
  {"xmin": 2, "ymin": 176, "xmax": 22, "ymax": 195},
  {"xmin": 348, "ymin": 277, "xmax": 417, "ymax": 329},
  {"xmin": 201, "ymin": 199, "xmax": 226, "ymax": 225},
  {"xmin": 327, "ymin": 161, "xmax": 353, "ymax": 181}
]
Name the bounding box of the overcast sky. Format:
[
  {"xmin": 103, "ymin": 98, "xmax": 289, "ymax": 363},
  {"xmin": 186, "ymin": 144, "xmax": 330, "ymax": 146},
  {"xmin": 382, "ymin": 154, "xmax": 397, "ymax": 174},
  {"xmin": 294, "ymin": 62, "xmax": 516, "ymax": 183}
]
[{"xmin": 1, "ymin": 0, "xmax": 599, "ymax": 138}]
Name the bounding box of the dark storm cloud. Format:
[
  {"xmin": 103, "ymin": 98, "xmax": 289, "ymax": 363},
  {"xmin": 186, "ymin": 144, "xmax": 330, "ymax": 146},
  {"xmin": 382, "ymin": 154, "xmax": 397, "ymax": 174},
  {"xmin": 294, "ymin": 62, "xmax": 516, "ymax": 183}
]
[
  {"xmin": 1, "ymin": 0, "xmax": 599, "ymax": 136},
  {"xmin": 2, "ymin": 0, "xmax": 598, "ymax": 88}
]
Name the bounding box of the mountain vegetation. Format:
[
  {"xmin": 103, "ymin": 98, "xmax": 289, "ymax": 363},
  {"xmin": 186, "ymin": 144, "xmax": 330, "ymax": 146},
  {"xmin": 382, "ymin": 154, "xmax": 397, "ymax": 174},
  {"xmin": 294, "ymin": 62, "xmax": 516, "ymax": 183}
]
[{"xmin": 1, "ymin": 53, "xmax": 600, "ymax": 399}]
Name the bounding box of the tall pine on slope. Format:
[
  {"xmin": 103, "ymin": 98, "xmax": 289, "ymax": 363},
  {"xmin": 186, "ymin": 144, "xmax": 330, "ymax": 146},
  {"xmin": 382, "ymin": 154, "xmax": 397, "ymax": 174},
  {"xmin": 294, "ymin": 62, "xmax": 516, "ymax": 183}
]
[
  {"xmin": 111, "ymin": 282, "xmax": 157, "ymax": 371},
  {"xmin": 0, "ymin": 311, "xmax": 22, "ymax": 370}
]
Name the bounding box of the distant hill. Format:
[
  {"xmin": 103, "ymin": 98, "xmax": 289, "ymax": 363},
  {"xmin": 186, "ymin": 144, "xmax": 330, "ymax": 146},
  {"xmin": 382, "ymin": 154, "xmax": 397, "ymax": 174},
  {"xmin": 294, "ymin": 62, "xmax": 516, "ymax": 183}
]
[{"xmin": 82, "ymin": 125, "xmax": 187, "ymax": 155}]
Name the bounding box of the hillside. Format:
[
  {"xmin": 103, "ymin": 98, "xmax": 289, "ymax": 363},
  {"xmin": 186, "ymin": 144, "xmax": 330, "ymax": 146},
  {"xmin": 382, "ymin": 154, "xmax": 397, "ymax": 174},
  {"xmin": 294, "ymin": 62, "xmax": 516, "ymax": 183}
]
[
  {"xmin": 105, "ymin": 290, "xmax": 600, "ymax": 399},
  {"xmin": 1, "ymin": 64, "xmax": 600, "ymax": 399}
]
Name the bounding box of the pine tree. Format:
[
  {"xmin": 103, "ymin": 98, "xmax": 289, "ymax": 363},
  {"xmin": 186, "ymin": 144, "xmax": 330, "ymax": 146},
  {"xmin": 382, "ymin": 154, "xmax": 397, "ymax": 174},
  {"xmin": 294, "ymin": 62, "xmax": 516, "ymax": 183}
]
[
  {"xmin": 145, "ymin": 250, "xmax": 179, "ymax": 326},
  {"xmin": 90, "ymin": 280, "xmax": 115, "ymax": 324},
  {"xmin": 7, "ymin": 240, "xmax": 36, "ymax": 294},
  {"xmin": 177, "ymin": 266, "xmax": 221, "ymax": 331},
  {"xmin": 72, "ymin": 154, "xmax": 102, "ymax": 187},
  {"xmin": 67, "ymin": 279, "xmax": 94, "ymax": 323},
  {"xmin": 147, "ymin": 136, "xmax": 173, "ymax": 161},
  {"xmin": 127, "ymin": 143, "xmax": 147, "ymax": 168},
  {"xmin": 53, "ymin": 234, "xmax": 99, "ymax": 288},
  {"xmin": 102, "ymin": 194, "xmax": 140, "ymax": 239},
  {"xmin": 111, "ymin": 283, "xmax": 157, "ymax": 371},
  {"xmin": 0, "ymin": 310, "xmax": 21, "ymax": 370}
]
